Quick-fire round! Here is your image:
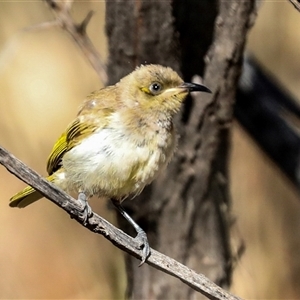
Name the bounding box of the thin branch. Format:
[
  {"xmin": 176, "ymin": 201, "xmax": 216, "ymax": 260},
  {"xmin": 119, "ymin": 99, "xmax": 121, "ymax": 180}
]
[
  {"xmin": 289, "ymin": 0, "xmax": 300, "ymax": 12},
  {"xmin": 40, "ymin": 0, "xmax": 108, "ymax": 84},
  {"xmin": 0, "ymin": 145, "xmax": 241, "ymax": 300}
]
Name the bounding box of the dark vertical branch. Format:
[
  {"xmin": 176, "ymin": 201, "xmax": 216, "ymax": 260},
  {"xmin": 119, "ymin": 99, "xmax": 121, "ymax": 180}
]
[
  {"xmin": 105, "ymin": 1, "xmax": 258, "ymax": 299},
  {"xmin": 105, "ymin": 0, "xmax": 179, "ymax": 85},
  {"xmin": 172, "ymin": 0, "xmax": 218, "ymax": 124},
  {"xmin": 172, "ymin": 0, "xmax": 218, "ymax": 79}
]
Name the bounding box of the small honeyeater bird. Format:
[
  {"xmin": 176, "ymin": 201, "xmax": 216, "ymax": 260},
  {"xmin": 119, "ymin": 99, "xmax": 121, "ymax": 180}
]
[{"xmin": 9, "ymin": 64, "xmax": 211, "ymax": 264}]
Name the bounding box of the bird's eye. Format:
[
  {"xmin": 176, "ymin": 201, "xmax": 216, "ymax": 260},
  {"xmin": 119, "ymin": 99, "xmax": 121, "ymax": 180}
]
[{"xmin": 149, "ymin": 82, "xmax": 162, "ymax": 95}]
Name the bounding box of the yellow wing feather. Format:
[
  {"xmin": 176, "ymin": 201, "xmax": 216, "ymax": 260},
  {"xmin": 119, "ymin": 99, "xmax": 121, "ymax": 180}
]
[
  {"xmin": 9, "ymin": 174, "xmax": 56, "ymax": 208},
  {"xmin": 46, "ymin": 132, "xmax": 68, "ymax": 175},
  {"xmin": 46, "ymin": 118, "xmax": 98, "ymax": 175},
  {"xmin": 10, "ymin": 87, "xmax": 117, "ymax": 208},
  {"xmin": 10, "ymin": 119, "xmax": 98, "ymax": 208}
]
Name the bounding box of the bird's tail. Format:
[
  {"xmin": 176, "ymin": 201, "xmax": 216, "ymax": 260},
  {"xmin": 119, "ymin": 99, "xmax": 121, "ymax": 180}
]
[{"xmin": 9, "ymin": 174, "xmax": 55, "ymax": 208}]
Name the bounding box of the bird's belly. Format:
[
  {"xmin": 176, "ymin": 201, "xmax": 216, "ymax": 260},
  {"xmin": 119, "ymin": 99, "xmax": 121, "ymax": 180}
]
[{"xmin": 60, "ymin": 128, "xmax": 175, "ymax": 199}]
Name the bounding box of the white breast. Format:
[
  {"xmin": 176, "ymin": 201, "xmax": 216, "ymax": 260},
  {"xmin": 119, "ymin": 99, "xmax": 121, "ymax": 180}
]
[{"xmin": 60, "ymin": 116, "xmax": 176, "ymax": 198}]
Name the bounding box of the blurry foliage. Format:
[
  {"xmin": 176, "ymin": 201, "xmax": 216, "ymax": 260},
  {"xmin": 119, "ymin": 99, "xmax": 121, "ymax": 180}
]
[
  {"xmin": 0, "ymin": 2, "xmax": 125, "ymax": 299},
  {"xmin": 231, "ymin": 2, "xmax": 300, "ymax": 299}
]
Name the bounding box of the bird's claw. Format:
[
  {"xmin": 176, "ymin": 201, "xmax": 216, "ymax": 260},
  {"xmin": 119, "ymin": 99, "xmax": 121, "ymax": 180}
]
[
  {"xmin": 135, "ymin": 229, "xmax": 151, "ymax": 266},
  {"xmin": 78, "ymin": 192, "xmax": 93, "ymax": 225}
]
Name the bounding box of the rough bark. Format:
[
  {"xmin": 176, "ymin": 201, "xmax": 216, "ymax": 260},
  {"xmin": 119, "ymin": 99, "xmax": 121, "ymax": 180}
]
[{"xmin": 105, "ymin": 1, "xmax": 258, "ymax": 299}]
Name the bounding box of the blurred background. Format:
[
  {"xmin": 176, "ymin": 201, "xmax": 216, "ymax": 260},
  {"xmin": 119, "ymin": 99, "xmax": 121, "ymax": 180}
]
[{"xmin": 0, "ymin": 1, "xmax": 300, "ymax": 299}]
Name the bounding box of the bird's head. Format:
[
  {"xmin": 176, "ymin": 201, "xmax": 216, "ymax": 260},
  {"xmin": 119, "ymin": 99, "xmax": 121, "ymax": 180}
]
[{"xmin": 117, "ymin": 64, "xmax": 211, "ymax": 116}]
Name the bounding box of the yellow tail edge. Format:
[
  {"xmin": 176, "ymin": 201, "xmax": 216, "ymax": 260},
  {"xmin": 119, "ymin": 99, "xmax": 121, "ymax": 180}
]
[
  {"xmin": 9, "ymin": 175, "xmax": 55, "ymax": 208},
  {"xmin": 9, "ymin": 186, "xmax": 43, "ymax": 208}
]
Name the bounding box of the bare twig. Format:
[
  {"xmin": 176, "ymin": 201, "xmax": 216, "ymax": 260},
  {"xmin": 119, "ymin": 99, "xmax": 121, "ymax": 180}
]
[
  {"xmin": 42, "ymin": 0, "xmax": 107, "ymax": 84},
  {"xmin": 0, "ymin": 145, "xmax": 241, "ymax": 300},
  {"xmin": 289, "ymin": 0, "xmax": 300, "ymax": 12}
]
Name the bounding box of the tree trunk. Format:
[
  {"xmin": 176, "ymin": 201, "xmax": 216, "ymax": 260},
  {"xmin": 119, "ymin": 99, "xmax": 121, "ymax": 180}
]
[{"xmin": 105, "ymin": 1, "xmax": 258, "ymax": 299}]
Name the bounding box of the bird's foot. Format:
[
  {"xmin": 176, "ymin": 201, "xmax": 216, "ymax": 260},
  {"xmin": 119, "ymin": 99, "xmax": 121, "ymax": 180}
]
[
  {"xmin": 135, "ymin": 227, "xmax": 151, "ymax": 266},
  {"xmin": 78, "ymin": 192, "xmax": 92, "ymax": 225},
  {"xmin": 110, "ymin": 199, "xmax": 151, "ymax": 265}
]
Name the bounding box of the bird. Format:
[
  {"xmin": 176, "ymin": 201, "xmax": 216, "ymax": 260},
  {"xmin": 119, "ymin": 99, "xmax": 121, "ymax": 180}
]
[{"xmin": 9, "ymin": 64, "xmax": 211, "ymax": 264}]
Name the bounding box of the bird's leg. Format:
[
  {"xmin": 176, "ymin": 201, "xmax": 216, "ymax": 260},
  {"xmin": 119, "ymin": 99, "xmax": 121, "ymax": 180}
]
[
  {"xmin": 111, "ymin": 199, "xmax": 150, "ymax": 266},
  {"xmin": 78, "ymin": 192, "xmax": 93, "ymax": 225}
]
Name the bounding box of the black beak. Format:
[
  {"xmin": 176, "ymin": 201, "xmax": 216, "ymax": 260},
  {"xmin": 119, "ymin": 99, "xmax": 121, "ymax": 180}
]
[{"xmin": 180, "ymin": 82, "xmax": 212, "ymax": 94}]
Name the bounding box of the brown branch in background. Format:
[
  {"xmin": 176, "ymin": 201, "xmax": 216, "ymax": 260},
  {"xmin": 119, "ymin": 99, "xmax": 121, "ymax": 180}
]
[
  {"xmin": 41, "ymin": 0, "xmax": 108, "ymax": 84},
  {"xmin": 289, "ymin": 0, "xmax": 300, "ymax": 12},
  {"xmin": 0, "ymin": 146, "xmax": 241, "ymax": 300}
]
